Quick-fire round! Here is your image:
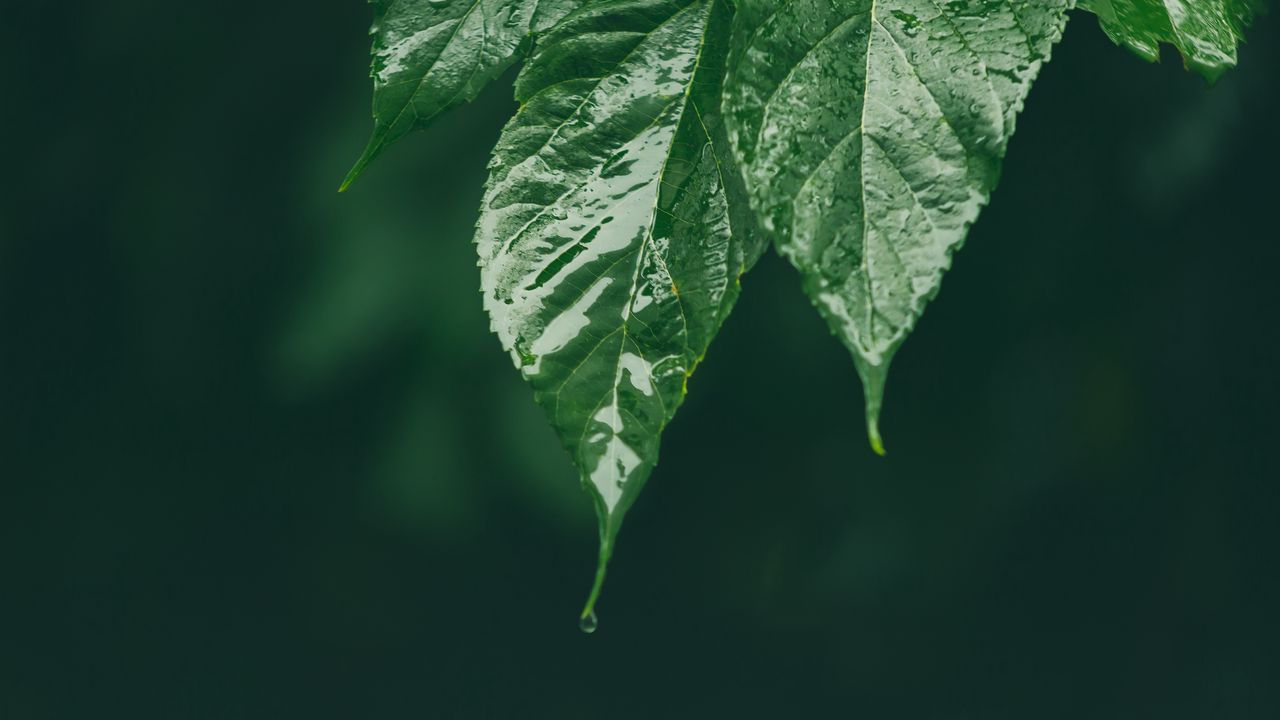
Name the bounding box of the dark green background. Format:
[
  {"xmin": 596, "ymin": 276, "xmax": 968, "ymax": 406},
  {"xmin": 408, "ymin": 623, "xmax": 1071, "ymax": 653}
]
[{"xmin": 3, "ymin": 5, "xmax": 1278, "ymax": 718}]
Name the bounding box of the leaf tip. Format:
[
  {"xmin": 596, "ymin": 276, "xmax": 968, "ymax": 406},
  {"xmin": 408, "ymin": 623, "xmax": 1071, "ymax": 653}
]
[
  {"xmin": 858, "ymin": 359, "xmax": 891, "ymax": 457},
  {"xmin": 868, "ymin": 421, "xmax": 887, "ymax": 457},
  {"xmin": 338, "ymin": 156, "xmax": 369, "ymax": 193},
  {"xmin": 339, "ymin": 134, "xmax": 385, "ymax": 193},
  {"xmin": 579, "ymin": 554, "xmax": 607, "ymax": 634},
  {"xmin": 579, "ymin": 519, "xmax": 613, "ymax": 633}
]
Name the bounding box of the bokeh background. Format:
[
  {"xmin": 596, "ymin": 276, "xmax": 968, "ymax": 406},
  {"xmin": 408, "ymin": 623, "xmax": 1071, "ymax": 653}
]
[{"xmin": 3, "ymin": 5, "xmax": 1279, "ymax": 718}]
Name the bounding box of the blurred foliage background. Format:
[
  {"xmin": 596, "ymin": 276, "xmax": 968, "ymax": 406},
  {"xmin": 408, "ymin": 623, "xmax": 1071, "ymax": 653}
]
[{"xmin": 3, "ymin": 4, "xmax": 1279, "ymax": 718}]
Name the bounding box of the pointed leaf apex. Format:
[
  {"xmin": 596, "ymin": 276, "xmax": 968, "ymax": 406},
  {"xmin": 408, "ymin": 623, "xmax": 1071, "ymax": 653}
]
[
  {"xmin": 339, "ymin": 137, "xmax": 383, "ymax": 193},
  {"xmin": 580, "ymin": 529, "xmax": 612, "ymax": 626},
  {"xmin": 868, "ymin": 420, "xmax": 887, "ymax": 457},
  {"xmin": 859, "ymin": 359, "xmax": 890, "ymax": 457}
]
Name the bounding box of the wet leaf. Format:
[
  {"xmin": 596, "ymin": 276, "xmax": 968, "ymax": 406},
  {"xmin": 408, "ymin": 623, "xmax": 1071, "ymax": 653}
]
[
  {"xmin": 723, "ymin": 0, "xmax": 1070, "ymax": 452},
  {"xmin": 1081, "ymin": 0, "xmax": 1262, "ymax": 80},
  {"xmin": 342, "ymin": 0, "xmax": 585, "ymax": 189},
  {"xmin": 475, "ymin": 0, "xmax": 762, "ymax": 621}
]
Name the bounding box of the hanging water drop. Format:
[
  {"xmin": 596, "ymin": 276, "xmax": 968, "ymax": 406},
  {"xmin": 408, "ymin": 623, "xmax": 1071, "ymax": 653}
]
[{"xmin": 578, "ymin": 611, "xmax": 599, "ymax": 634}]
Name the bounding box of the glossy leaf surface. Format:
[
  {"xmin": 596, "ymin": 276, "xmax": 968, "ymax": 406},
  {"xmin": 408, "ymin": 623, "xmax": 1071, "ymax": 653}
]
[
  {"xmin": 1081, "ymin": 0, "xmax": 1261, "ymax": 80},
  {"xmin": 475, "ymin": 0, "xmax": 760, "ymax": 620},
  {"xmin": 724, "ymin": 0, "xmax": 1069, "ymax": 452},
  {"xmin": 342, "ymin": 0, "xmax": 584, "ymax": 189}
]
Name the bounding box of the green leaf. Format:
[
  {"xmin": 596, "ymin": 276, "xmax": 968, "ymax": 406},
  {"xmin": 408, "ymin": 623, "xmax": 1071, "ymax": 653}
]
[
  {"xmin": 475, "ymin": 0, "xmax": 761, "ymax": 623},
  {"xmin": 723, "ymin": 0, "xmax": 1069, "ymax": 452},
  {"xmin": 1081, "ymin": 0, "xmax": 1262, "ymax": 80},
  {"xmin": 341, "ymin": 0, "xmax": 585, "ymax": 190}
]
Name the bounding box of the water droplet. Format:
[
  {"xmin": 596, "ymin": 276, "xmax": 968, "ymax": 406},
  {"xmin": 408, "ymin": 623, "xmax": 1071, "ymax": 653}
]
[{"xmin": 579, "ymin": 612, "xmax": 599, "ymax": 634}]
